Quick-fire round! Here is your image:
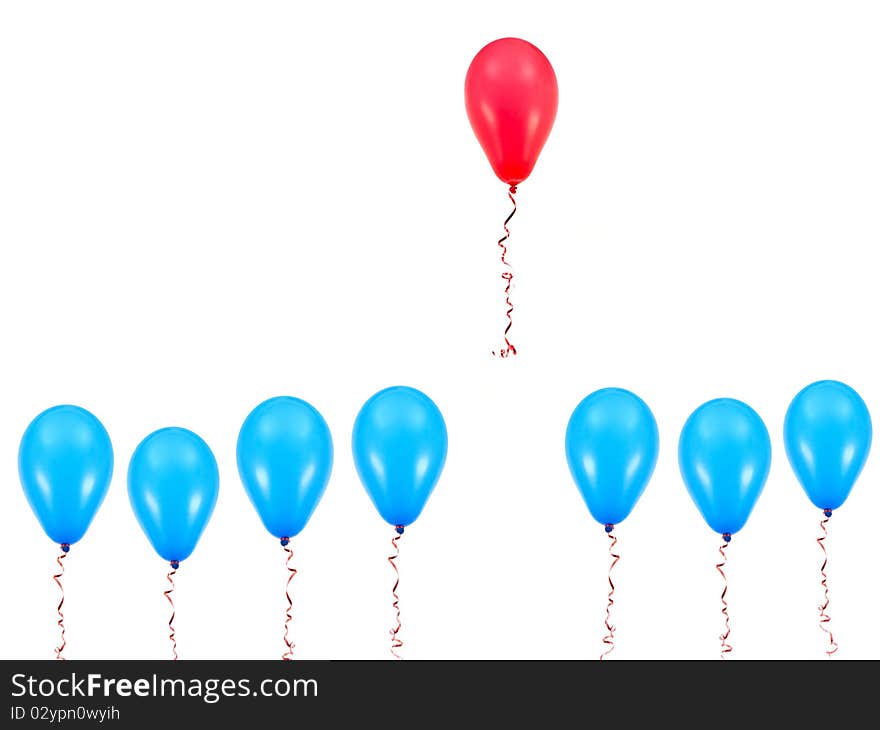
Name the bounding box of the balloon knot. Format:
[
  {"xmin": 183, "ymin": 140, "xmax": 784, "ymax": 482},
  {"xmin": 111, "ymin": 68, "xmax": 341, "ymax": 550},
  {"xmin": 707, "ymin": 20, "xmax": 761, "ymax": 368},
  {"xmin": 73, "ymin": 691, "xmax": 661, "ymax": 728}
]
[
  {"xmin": 823, "ymin": 509, "xmax": 833, "ymax": 518},
  {"xmin": 604, "ymin": 524, "xmax": 614, "ymax": 533},
  {"xmin": 722, "ymin": 533, "xmax": 731, "ymax": 543},
  {"xmin": 395, "ymin": 525, "xmax": 405, "ymax": 535},
  {"xmin": 170, "ymin": 560, "xmax": 179, "ymax": 570},
  {"xmin": 280, "ymin": 537, "xmax": 290, "ymax": 547},
  {"xmin": 508, "ymin": 185, "xmax": 517, "ymax": 194},
  {"xmin": 60, "ymin": 543, "xmax": 70, "ymax": 553}
]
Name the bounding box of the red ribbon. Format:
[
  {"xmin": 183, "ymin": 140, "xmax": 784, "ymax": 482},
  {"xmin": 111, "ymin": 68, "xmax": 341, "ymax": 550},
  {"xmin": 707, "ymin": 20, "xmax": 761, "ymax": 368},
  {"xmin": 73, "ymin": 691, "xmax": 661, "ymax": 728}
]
[
  {"xmin": 164, "ymin": 564, "xmax": 178, "ymax": 661},
  {"xmin": 52, "ymin": 545, "xmax": 69, "ymax": 660},
  {"xmin": 817, "ymin": 511, "xmax": 838, "ymax": 657},
  {"xmin": 600, "ymin": 528, "xmax": 620, "ymax": 660},
  {"xmin": 282, "ymin": 540, "xmax": 297, "ymax": 661},
  {"xmin": 492, "ymin": 187, "xmax": 518, "ymax": 358},
  {"xmin": 389, "ymin": 528, "xmax": 404, "ymax": 659},
  {"xmin": 716, "ymin": 538, "xmax": 732, "ymax": 659}
]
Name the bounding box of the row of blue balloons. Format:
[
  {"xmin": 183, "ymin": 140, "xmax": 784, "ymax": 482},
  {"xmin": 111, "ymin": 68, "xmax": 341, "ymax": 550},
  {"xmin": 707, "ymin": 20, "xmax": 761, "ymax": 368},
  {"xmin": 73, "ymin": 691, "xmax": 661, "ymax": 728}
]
[
  {"xmin": 19, "ymin": 386, "xmax": 448, "ymax": 564},
  {"xmin": 566, "ymin": 380, "xmax": 872, "ymax": 536},
  {"xmin": 20, "ymin": 379, "xmax": 871, "ymax": 562}
]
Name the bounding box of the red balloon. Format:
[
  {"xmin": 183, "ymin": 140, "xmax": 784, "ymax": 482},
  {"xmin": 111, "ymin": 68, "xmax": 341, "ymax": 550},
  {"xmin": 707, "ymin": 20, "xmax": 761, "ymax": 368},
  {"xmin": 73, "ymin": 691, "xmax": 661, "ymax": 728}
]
[{"xmin": 465, "ymin": 38, "xmax": 559, "ymax": 188}]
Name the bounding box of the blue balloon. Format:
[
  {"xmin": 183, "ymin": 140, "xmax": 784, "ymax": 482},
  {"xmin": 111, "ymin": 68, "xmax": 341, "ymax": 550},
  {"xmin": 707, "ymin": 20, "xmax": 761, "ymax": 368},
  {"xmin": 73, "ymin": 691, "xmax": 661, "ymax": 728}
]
[
  {"xmin": 19, "ymin": 405, "xmax": 114, "ymax": 545},
  {"xmin": 784, "ymin": 380, "xmax": 872, "ymax": 512},
  {"xmin": 352, "ymin": 386, "xmax": 448, "ymax": 528},
  {"xmin": 237, "ymin": 396, "xmax": 334, "ymax": 540},
  {"xmin": 679, "ymin": 398, "xmax": 771, "ymax": 535},
  {"xmin": 565, "ymin": 388, "xmax": 659, "ymax": 526},
  {"xmin": 128, "ymin": 428, "xmax": 219, "ymax": 563}
]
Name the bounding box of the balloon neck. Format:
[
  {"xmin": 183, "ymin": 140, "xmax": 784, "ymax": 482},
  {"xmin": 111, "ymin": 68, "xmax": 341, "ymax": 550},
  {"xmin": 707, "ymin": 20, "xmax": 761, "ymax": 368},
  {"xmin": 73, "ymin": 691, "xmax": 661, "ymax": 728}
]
[
  {"xmin": 722, "ymin": 533, "xmax": 731, "ymax": 543},
  {"xmin": 508, "ymin": 185, "xmax": 517, "ymax": 195},
  {"xmin": 60, "ymin": 543, "xmax": 70, "ymax": 553},
  {"xmin": 280, "ymin": 537, "xmax": 290, "ymax": 547},
  {"xmin": 604, "ymin": 524, "xmax": 614, "ymax": 534},
  {"xmin": 823, "ymin": 509, "xmax": 833, "ymax": 518},
  {"xmin": 170, "ymin": 560, "xmax": 179, "ymax": 570},
  {"xmin": 395, "ymin": 525, "xmax": 405, "ymax": 535}
]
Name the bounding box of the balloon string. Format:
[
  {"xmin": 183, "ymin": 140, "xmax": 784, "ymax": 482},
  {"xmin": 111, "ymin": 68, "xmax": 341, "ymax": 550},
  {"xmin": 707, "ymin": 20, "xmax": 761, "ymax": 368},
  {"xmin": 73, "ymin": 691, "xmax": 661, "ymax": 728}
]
[
  {"xmin": 492, "ymin": 186, "xmax": 518, "ymax": 358},
  {"xmin": 817, "ymin": 510, "xmax": 838, "ymax": 657},
  {"xmin": 717, "ymin": 535, "xmax": 732, "ymax": 659},
  {"xmin": 164, "ymin": 562, "xmax": 179, "ymax": 661},
  {"xmin": 600, "ymin": 526, "xmax": 619, "ymax": 660},
  {"xmin": 389, "ymin": 526, "xmax": 404, "ymax": 659},
  {"xmin": 281, "ymin": 538, "xmax": 297, "ymax": 660},
  {"xmin": 53, "ymin": 544, "xmax": 69, "ymax": 660}
]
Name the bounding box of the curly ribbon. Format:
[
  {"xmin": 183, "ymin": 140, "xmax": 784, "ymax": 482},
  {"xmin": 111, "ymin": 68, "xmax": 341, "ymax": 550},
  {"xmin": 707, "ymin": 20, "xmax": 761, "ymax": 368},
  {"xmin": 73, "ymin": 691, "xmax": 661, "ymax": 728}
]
[
  {"xmin": 817, "ymin": 509, "xmax": 838, "ymax": 657},
  {"xmin": 492, "ymin": 186, "xmax": 518, "ymax": 358},
  {"xmin": 281, "ymin": 538, "xmax": 297, "ymax": 661},
  {"xmin": 164, "ymin": 561, "xmax": 179, "ymax": 661},
  {"xmin": 717, "ymin": 535, "xmax": 732, "ymax": 659},
  {"xmin": 53, "ymin": 544, "xmax": 70, "ymax": 660},
  {"xmin": 389, "ymin": 526, "xmax": 404, "ymax": 659},
  {"xmin": 600, "ymin": 525, "xmax": 619, "ymax": 660}
]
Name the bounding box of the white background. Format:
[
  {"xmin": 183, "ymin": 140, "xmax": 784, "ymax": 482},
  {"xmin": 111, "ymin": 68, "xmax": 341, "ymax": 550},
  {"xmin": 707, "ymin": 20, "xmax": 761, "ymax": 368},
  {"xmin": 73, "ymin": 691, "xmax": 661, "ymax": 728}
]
[{"xmin": 1, "ymin": 1, "xmax": 878, "ymax": 660}]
